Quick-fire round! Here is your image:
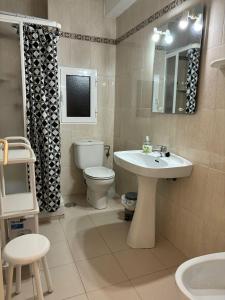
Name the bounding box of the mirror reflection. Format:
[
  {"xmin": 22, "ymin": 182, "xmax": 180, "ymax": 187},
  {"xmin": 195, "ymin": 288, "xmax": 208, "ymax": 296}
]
[{"xmin": 152, "ymin": 4, "xmax": 204, "ymax": 114}]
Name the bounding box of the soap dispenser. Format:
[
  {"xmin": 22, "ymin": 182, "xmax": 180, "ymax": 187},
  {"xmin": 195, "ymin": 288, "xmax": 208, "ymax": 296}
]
[{"xmin": 142, "ymin": 136, "xmax": 152, "ymax": 153}]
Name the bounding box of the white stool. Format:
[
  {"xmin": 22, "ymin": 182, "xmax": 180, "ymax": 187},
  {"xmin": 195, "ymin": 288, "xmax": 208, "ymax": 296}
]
[{"xmin": 3, "ymin": 234, "xmax": 53, "ymax": 300}]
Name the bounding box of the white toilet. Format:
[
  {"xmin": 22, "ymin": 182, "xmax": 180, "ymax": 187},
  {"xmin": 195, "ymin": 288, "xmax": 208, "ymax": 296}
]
[{"xmin": 73, "ymin": 139, "xmax": 115, "ymax": 209}]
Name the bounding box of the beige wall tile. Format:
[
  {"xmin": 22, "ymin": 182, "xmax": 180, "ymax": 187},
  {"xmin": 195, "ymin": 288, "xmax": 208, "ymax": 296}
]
[
  {"xmin": 58, "ymin": 38, "xmax": 71, "ymax": 66},
  {"xmin": 49, "ymin": 0, "xmax": 116, "ymax": 38},
  {"xmin": 209, "ymin": 109, "xmax": 225, "ymax": 172},
  {"xmin": 69, "ymin": 0, "xmax": 90, "ymax": 35},
  {"xmin": 48, "ymin": 0, "xmax": 71, "ymax": 32},
  {"xmin": 70, "ymin": 39, "xmax": 92, "ymax": 69},
  {"xmin": 114, "ymin": 0, "xmax": 225, "ymax": 258},
  {"xmin": 48, "ymin": 0, "xmax": 116, "ymax": 197},
  {"xmin": 0, "ymin": 0, "xmax": 47, "ymax": 17},
  {"xmin": 215, "ymin": 68, "xmax": 225, "ymax": 109},
  {"xmin": 91, "ymin": 43, "xmax": 116, "ymax": 76},
  {"xmin": 178, "ymin": 165, "xmax": 209, "ymax": 218},
  {"xmin": 206, "ymin": 0, "xmax": 225, "ymax": 49},
  {"xmin": 203, "ymin": 168, "xmax": 225, "ymax": 229},
  {"xmin": 0, "ymin": 2, "xmax": 47, "ymax": 193}
]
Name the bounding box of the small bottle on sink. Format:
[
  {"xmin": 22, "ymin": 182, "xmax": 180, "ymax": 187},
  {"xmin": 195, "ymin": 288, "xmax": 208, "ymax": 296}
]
[{"xmin": 142, "ymin": 136, "xmax": 152, "ymax": 153}]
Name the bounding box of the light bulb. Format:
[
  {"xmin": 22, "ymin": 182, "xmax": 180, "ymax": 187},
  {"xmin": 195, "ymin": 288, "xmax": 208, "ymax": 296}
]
[
  {"xmin": 193, "ymin": 14, "xmax": 203, "ymax": 32},
  {"xmin": 165, "ymin": 30, "xmax": 173, "ymax": 44},
  {"xmin": 152, "ymin": 27, "xmax": 160, "ymax": 42},
  {"xmin": 179, "ymin": 11, "xmax": 189, "ymax": 30},
  {"xmin": 179, "ymin": 19, "xmax": 188, "ymax": 30}
]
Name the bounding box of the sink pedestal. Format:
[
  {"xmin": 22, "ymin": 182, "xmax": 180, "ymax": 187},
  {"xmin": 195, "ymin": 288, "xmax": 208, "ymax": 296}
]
[{"xmin": 127, "ymin": 176, "xmax": 158, "ymax": 249}]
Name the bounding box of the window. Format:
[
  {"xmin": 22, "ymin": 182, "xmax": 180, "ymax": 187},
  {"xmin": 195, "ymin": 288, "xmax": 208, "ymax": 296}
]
[{"xmin": 59, "ymin": 67, "xmax": 97, "ymax": 123}]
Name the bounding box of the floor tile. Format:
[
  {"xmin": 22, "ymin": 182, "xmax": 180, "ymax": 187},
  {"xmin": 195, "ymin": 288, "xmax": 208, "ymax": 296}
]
[
  {"xmin": 34, "ymin": 264, "xmax": 85, "ymax": 300},
  {"xmin": 6, "ymin": 275, "xmax": 34, "ymax": 300},
  {"xmin": 39, "ymin": 220, "xmax": 66, "ymax": 244},
  {"xmin": 151, "ymin": 237, "xmax": 186, "ymax": 268},
  {"xmin": 66, "ymin": 295, "xmax": 88, "ymax": 300},
  {"xmin": 114, "ymin": 249, "xmax": 165, "ymax": 279},
  {"xmin": 45, "ymin": 240, "xmax": 74, "ymax": 268},
  {"xmin": 63, "ymin": 195, "xmax": 96, "ymax": 217},
  {"xmin": 60, "ymin": 215, "xmax": 95, "ymax": 238},
  {"xmin": 131, "ymin": 268, "xmax": 187, "ymax": 300},
  {"xmin": 98, "ymin": 222, "xmax": 130, "ymax": 252},
  {"xmin": 76, "ymin": 254, "xmax": 127, "ymax": 292},
  {"xmin": 108, "ymin": 198, "xmax": 124, "ymax": 210},
  {"xmin": 89, "ymin": 210, "xmax": 124, "ymax": 227},
  {"xmin": 30, "ymin": 198, "xmax": 189, "ymax": 299},
  {"xmin": 68, "ymin": 228, "xmax": 110, "ymax": 261},
  {"xmin": 87, "ymin": 281, "xmax": 140, "ymax": 300}
]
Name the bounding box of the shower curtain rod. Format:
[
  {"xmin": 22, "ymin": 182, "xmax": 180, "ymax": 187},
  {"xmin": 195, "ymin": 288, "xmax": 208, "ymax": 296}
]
[{"xmin": 0, "ymin": 10, "xmax": 61, "ymax": 29}]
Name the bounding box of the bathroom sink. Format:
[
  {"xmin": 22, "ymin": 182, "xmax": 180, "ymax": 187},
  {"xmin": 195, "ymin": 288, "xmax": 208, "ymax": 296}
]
[
  {"xmin": 114, "ymin": 150, "xmax": 192, "ymax": 249},
  {"xmin": 114, "ymin": 150, "xmax": 192, "ymax": 178},
  {"xmin": 175, "ymin": 252, "xmax": 225, "ymax": 299}
]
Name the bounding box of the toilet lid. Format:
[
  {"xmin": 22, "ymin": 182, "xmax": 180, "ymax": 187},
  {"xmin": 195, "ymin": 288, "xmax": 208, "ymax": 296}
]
[{"xmin": 84, "ymin": 167, "xmax": 115, "ymax": 180}]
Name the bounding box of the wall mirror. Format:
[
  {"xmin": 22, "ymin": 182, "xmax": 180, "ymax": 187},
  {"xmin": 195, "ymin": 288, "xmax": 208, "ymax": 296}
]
[{"xmin": 152, "ymin": 4, "xmax": 204, "ymax": 114}]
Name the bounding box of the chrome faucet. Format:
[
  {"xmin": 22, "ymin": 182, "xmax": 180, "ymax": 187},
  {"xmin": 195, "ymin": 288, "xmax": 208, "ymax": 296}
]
[{"xmin": 152, "ymin": 145, "xmax": 168, "ymax": 157}]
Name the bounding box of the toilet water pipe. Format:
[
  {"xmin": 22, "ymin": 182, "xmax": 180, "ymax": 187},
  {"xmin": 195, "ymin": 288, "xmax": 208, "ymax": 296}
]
[{"xmin": 104, "ymin": 145, "xmax": 110, "ymax": 158}]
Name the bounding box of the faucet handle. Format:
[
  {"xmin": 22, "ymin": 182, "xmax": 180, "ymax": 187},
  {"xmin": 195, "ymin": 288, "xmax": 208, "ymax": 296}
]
[{"xmin": 161, "ymin": 145, "xmax": 167, "ymax": 153}]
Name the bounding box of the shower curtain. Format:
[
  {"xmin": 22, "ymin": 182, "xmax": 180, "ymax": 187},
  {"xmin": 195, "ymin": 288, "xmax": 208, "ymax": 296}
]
[
  {"xmin": 23, "ymin": 24, "xmax": 61, "ymax": 212},
  {"xmin": 186, "ymin": 48, "xmax": 200, "ymax": 114}
]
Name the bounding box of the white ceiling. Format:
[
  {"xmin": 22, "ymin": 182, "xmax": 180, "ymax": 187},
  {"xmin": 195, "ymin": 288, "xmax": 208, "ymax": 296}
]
[{"xmin": 104, "ymin": 0, "xmax": 137, "ymax": 18}]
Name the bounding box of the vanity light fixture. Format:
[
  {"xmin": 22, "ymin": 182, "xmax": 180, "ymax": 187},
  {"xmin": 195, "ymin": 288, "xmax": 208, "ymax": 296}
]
[
  {"xmin": 164, "ymin": 30, "xmax": 173, "ymax": 44},
  {"xmin": 152, "ymin": 27, "xmax": 160, "ymax": 42},
  {"xmin": 193, "ymin": 14, "xmax": 203, "ymax": 32},
  {"xmin": 179, "ymin": 11, "xmax": 203, "ymax": 32},
  {"xmin": 179, "ymin": 11, "xmax": 189, "ymax": 30},
  {"xmin": 152, "ymin": 27, "xmax": 173, "ymax": 44}
]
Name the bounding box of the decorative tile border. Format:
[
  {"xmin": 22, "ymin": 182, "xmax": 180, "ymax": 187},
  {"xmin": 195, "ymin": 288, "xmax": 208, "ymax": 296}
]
[
  {"xmin": 116, "ymin": 0, "xmax": 187, "ymax": 44},
  {"xmin": 60, "ymin": 31, "xmax": 116, "ymax": 45},
  {"xmin": 59, "ymin": 0, "xmax": 187, "ymax": 45}
]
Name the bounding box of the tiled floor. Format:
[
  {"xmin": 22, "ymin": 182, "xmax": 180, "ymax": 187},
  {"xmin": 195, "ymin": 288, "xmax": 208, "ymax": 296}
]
[{"xmin": 8, "ymin": 195, "xmax": 188, "ymax": 299}]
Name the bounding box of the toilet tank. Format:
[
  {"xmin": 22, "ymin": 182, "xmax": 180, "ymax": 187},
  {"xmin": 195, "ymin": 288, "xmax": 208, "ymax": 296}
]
[{"xmin": 73, "ymin": 139, "xmax": 104, "ymax": 169}]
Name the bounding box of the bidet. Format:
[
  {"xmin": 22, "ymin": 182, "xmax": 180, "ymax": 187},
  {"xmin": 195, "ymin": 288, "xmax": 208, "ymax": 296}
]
[{"xmin": 175, "ymin": 252, "xmax": 225, "ymax": 299}]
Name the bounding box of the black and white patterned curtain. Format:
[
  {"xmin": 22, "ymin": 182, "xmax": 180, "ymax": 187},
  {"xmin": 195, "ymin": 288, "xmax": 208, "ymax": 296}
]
[
  {"xmin": 186, "ymin": 48, "xmax": 200, "ymax": 114},
  {"xmin": 23, "ymin": 24, "xmax": 61, "ymax": 212}
]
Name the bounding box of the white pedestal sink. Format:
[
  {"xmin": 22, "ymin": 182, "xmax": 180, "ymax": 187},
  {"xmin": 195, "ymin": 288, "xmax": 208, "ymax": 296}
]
[{"xmin": 114, "ymin": 150, "xmax": 192, "ymax": 249}]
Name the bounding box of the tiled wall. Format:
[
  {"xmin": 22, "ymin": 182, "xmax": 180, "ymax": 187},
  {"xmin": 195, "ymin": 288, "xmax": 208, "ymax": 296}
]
[
  {"xmin": 0, "ymin": 0, "xmax": 47, "ymax": 193},
  {"xmin": 0, "ymin": 0, "xmax": 47, "ymax": 18},
  {"xmin": 114, "ymin": 0, "xmax": 225, "ymax": 258},
  {"xmin": 48, "ymin": 0, "xmax": 116, "ymax": 196}
]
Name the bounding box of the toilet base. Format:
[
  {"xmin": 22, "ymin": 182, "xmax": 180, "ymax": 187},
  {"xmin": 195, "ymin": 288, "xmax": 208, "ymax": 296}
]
[{"xmin": 86, "ymin": 188, "xmax": 109, "ymax": 210}]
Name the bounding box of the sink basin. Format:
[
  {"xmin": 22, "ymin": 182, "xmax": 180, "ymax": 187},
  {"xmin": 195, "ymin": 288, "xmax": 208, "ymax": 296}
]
[
  {"xmin": 114, "ymin": 150, "xmax": 192, "ymax": 178},
  {"xmin": 114, "ymin": 150, "xmax": 192, "ymax": 249},
  {"xmin": 175, "ymin": 252, "xmax": 225, "ymax": 299}
]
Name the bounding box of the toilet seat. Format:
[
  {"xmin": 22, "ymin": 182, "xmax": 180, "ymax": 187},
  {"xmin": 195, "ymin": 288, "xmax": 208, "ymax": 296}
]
[{"xmin": 84, "ymin": 167, "xmax": 115, "ymax": 180}]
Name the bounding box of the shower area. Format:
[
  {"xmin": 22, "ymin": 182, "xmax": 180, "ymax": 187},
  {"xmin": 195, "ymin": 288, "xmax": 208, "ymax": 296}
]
[
  {"xmin": 0, "ymin": 19, "xmax": 25, "ymax": 193},
  {"xmin": 0, "ymin": 11, "xmax": 62, "ymax": 213}
]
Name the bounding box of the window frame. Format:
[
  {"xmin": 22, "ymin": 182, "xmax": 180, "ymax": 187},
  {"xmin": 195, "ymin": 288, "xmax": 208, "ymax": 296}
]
[{"xmin": 59, "ymin": 66, "xmax": 97, "ymax": 124}]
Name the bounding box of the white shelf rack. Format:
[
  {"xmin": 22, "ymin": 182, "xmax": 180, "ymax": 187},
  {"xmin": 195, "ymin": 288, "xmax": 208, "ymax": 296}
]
[
  {"xmin": 210, "ymin": 58, "xmax": 225, "ymax": 69},
  {"xmin": 0, "ymin": 137, "xmax": 39, "ymax": 248}
]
